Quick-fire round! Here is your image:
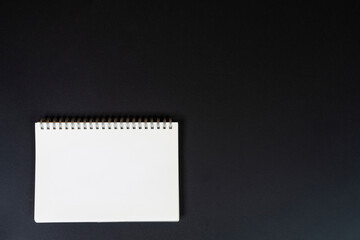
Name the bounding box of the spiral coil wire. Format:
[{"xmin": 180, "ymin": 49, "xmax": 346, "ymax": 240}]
[{"xmin": 40, "ymin": 117, "xmax": 173, "ymax": 130}]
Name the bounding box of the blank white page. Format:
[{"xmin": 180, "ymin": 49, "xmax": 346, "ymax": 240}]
[{"xmin": 34, "ymin": 122, "xmax": 179, "ymax": 223}]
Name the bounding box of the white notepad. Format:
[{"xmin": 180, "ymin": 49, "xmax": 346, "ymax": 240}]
[{"xmin": 34, "ymin": 118, "xmax": 179, "ymax": 223}]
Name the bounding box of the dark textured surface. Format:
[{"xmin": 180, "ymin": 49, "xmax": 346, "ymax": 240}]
[{"xmin": 1, "ymin": 2, "xmax": 360, "ymax": 239}]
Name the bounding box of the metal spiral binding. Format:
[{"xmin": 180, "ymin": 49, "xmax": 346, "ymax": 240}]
[{"xmin": 40, "ymin": 117, "xmax": 173, "ymax": 130}]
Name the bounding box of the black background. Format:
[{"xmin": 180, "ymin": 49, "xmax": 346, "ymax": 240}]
[{"xmin": 1, "ymin": 1, "xmax": 360, "ymax": 239}]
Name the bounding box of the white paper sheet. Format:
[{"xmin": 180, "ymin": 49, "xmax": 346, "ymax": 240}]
[{"xmin": 34, "ymin": 122, "xmax": 179, "ymax": 222}]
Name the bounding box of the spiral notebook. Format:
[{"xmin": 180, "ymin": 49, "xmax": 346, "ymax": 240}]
[{"xmin": 34, "ymin": 117, "xmax": 179, "ymax": 223}]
